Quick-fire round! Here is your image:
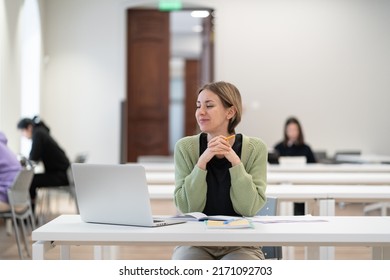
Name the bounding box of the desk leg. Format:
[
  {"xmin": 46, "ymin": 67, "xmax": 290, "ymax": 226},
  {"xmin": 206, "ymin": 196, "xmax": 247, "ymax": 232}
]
[
  {"xmin": 279, "ymin": 202, "xmax": 295, "ymax": 259},
  {"xmin": 279, "ymin": 201, "xmax": 293, "ymax": 216},
  {"xmin": 305, "ymin": 246, "xmax": 319, "ymax": 259},
  {"xmin": 304, "ymin": 199, "xmax": 335, "ymax": 260},
  {"xmin": 32, "ymin": 241, "xmax": 53, "ymax": 260},
  {"xmin": 320, "ymin": 246, "xmax": 335, "ymax": 260},
  {"xmin": 305, "ymin": 246, "xmax": 335, "ymax": 260},
  {"xmin": 319, "ymin": 199, "xmax": 335, "ymax": 259},
  {"xmin": 59, "ymin": 245, "xmax": 71, "ymax": 259},
  {"xmin": 373, "ymin": 247, "xmax": 390, "ymax": 260},
  {"xmin": 94, "ymin": 246, "xmax": 103, "ymax": 259},
  {"xmin": 282, "ymin": 246, "xmax": 295, "ymax": 260},
  {"xmin": 318, "ymin": 198, "xmax": 335, "ymax": 216},
  {"xmin": 6, "ymin": 219, "xmax": 12, "ymax": 235},
  {"xmin": 94, "ymin": 246, "xmax": 119, "ymax": 259}
]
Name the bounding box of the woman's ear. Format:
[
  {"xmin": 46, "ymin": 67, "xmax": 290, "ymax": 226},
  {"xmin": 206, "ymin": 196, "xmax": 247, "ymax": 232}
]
[{"xmin": 227, "ymin": 106, "xmax": 237, "ymax": 120}]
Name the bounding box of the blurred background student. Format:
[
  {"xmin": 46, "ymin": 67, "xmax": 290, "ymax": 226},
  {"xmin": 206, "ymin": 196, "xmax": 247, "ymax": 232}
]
[
  {"xmin": 0, "ymin": 131, "xmax": 22, "ymax": 211},
  {"xmin": 17, "ymin": 116, "xmax": 70, "ymax": 211},
  {"xmin": 274, "ymin": 116, "xmax": 316, "ymax": 215}
]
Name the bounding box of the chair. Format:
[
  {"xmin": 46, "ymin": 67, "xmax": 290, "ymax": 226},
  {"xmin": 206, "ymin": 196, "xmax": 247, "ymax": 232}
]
[
  {"xmin": 267, "ymin": 151, "xmax": 279, "ymax": 164},
  {"xmin": 363, "ymin": 202, "xmax": 390, "ymax": 216},
  {"xmin": 0, "ymin": 169, "xmax": 35, "ymax": 259},
  {"xmin": 333, "ymin": 150, "xmax": 361, "ymax": 163},
  {"xmin": 313, "ymin": 150, "xmax": 328, "ymax": 163},
  {"xmin": 256, "ymin": 196, "xmax": 283, "ymax": 259},
  {"xmin": 36, "ymin": 153, "xmax": 87, "ymax": 225}
]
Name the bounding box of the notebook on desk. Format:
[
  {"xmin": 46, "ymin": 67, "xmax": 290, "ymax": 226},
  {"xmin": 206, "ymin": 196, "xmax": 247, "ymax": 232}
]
[{"xmin": 71, "ymin": 163, "xmax": 184, "ymax": 227}]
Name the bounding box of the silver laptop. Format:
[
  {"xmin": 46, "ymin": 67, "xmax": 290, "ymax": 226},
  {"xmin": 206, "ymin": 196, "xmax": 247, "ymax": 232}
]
[{"xmin": 71, "ymin": 163, "xmax": 184, "ymax": 227}]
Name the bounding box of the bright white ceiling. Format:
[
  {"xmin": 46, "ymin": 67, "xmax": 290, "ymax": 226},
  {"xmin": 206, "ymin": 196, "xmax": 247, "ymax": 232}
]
[{"xmin": 170, "ymin": 10, "xmax": 201, "ymax": 34}]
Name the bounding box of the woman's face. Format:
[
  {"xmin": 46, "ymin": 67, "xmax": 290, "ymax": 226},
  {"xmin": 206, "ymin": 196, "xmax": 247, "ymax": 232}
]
[
  {"xmin": 196, "ymin": 89, "xmax": 233, "ymax": 136},
  {"xmin": 20, "ymin": 125, "xmax": 33, "ymax": 139},
  {"xmin": 286, "ymin": 122, "xmax": 300, "ymax": 142}
]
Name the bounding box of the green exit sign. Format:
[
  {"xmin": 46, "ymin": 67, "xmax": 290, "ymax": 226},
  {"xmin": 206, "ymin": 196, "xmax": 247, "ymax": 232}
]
[{"xmin": 159, "ymin": 0, "xmax": 182, "ymax": 11}]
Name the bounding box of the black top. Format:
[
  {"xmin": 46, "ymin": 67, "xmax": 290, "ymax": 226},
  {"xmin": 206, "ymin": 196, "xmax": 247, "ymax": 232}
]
[
  {"xmin": 274, "ymin": 142, "xmax": 316, "ymax": 163},
  {"xmin": 30, "ymin": 126, "xmax": 70, "ymax": 172},
  {"xmin": 199, "ymin": 133, "xmax": 242, "ymax": 216}
]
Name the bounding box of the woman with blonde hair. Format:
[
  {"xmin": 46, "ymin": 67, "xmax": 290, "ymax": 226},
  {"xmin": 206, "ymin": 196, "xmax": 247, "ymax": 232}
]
[{"xmin": 173, "ymin": 81, "xmax": 267, "ymax": 260}]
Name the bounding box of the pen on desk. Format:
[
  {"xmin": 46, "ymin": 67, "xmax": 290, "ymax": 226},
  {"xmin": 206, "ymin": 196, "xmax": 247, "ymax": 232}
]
[
  {"xmin": 225, "ymin": 135, "xmax": 235, "ymax": 141},
  {"xmin": 223, "ymin": 218, "xmax": 240, "ymax": 224}
]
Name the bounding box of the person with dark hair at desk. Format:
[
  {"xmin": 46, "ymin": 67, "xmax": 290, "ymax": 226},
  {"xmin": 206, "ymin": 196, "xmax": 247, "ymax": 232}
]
[
  {"xmin": 173, "ymin": 81, "xmax": 267, "ymax": 260},
  {"xmin": 17, "ymin": 116, "xmax": 70, "ymax": 211},
  {"xmin": 0, "ymin": 131, "xmax": 22, "ymax": 211},
  {"xmin": 274, "ymin": 116, "xmax": 316, "ymax": 215}
]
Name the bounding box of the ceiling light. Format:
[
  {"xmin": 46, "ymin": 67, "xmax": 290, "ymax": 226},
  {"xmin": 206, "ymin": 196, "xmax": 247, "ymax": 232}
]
[{"xmin": 191, "ymin": 10, "xmax": 210, "ymax": 18}]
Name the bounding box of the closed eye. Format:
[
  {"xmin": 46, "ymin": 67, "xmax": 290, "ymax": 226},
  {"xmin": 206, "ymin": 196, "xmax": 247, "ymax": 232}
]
[{"xmin": 196, "ymin": 104, "xmax": 215, "ymax": 109}]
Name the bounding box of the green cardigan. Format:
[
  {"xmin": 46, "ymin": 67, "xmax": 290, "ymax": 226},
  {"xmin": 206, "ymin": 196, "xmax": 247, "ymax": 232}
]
[{"xmin": 174, "ymin": 133, "xmax": 268, "ymax": 217}]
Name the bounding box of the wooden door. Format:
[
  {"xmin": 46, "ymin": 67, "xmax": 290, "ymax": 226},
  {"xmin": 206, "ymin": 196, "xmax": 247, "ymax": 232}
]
[
  {"xmin": 184, "ymin": 59, "xmax": 200, "ymax": 136},
  {"xmin": 126, "ymin": 9, "xmax": 170, "ymax": 162}
]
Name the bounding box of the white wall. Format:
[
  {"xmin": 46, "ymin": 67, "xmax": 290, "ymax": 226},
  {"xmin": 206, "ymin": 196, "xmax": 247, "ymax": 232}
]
[
  {"xmin": 214, "ymin": 0, "xmax": 390, "ymax": 156},
  {"xmin": 0, "ymin": 1, "xmax": 4, "ymax": 124},
  {"xmin": 0, "ymin": 0, "xmax": 24, "ymax": 153},
  {"xmin": 16, "ymin": 0, "xmax": 390, "ymax": 164},
  {"xmin": 42, "ymin": 0, "xmax": 124, "ymax": 163}
]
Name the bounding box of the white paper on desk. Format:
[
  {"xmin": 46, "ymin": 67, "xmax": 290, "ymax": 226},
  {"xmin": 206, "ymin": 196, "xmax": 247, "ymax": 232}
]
[
  {"xmin": 247, "ymin": 217, "xmax": 329, "ymax": 224},
  {"xmin": 164, "ymin": 213, "xmax": 240, "ymax": 222}
]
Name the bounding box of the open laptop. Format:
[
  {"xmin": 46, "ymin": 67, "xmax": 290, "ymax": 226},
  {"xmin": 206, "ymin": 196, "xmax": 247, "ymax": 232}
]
[{"xmin": 71, "ymin": 163, "xmax": 184, "ymax": 227}]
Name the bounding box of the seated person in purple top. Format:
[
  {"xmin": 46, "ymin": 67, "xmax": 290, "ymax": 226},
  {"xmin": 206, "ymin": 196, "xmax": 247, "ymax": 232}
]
[
  {"xmin": 0, "ymin": 131, "xmax": 22, "ymax": 211},
  {"xmin": 274, "ymin": 116, "xmax": 317, "ymax": 215}
]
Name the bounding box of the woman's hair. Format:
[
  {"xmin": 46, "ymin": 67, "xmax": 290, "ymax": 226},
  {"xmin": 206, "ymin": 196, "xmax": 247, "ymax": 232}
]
[
  {"xmin": 17, "ymin": 116, "xmax": 50, "ymax": 132},
  {"xmin": 283, "ymin": 116, "xmax": 304, "ymax": 146},
  {"xmin": 17, "ymin": 118, "xmax": 33, "ymax": 129},
  {"xmin": 198, "ymin": 81, "xmax": 242, "ymax": 134}
]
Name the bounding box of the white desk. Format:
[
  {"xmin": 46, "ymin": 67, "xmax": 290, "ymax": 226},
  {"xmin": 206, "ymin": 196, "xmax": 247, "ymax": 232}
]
[
  {"xmin": 145, "ymin": 171, "xmax": 390, "ymax": 185},
  {"xmin": 267, "ymin": 172, "xmax": 390, "ymax": 185},
  {"xmin": 148, "ymin": 184, "xmax": 390, "ymax": 216},
  {"xmin": 148, "ymin": 184, "xmax": 390, "ymax": 260},
  {"xmin": 32, "ymin": 214, "xmax": 390, "ymax": 260},
  {"xmin": 268, "ymin": 163, "xmax": 390, "ymax": 173},
  {"xmin": 149, "ymin": 184, "xmax": 390, "ymax": 200},
  {"xmin": 335, "ymin": 154, "xmax": 390, "ymax": 164}
]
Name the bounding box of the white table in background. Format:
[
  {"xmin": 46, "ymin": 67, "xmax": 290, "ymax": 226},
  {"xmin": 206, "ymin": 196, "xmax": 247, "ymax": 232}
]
[
  {"xmin": 148, "ymin": 184, "xmax": 390, "ymax": 216},
  {"xmin": 267, "ymin": 163, "xmax": 390, "ymax": 173},
  {"xmin": 266, "ymin": 172, "xmax": 390, "ymax": 185},
  {"xmin": 141, "ymin": 162, "xmax": 390, "ymax": 173},
  {"xmin": 145, "ymin": 172, "xmax": 390, "ymax": 185},
  {"xmin": 141, "ymin": 162, "xmax": 174, "ymax": 172},
  {"xmin": 335, "ymin": 154, "xmax": 390, "ymax": 164},
  {"xmin": 32, "ymin": 215, "xmax": 390, "ymax": 260}
]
